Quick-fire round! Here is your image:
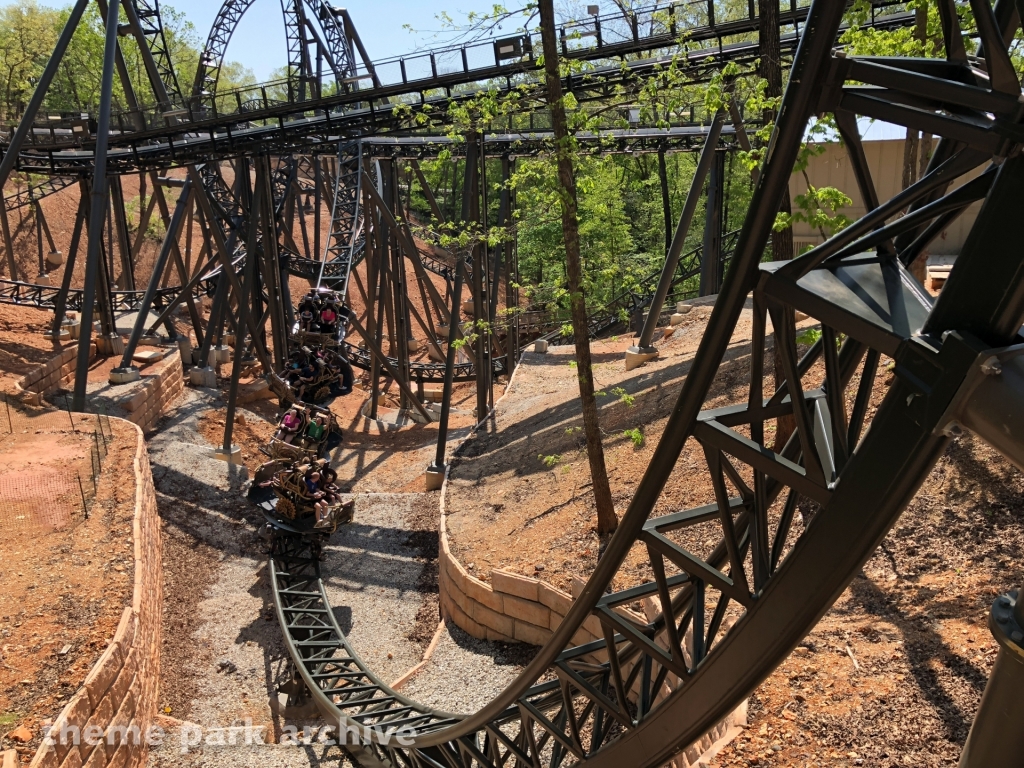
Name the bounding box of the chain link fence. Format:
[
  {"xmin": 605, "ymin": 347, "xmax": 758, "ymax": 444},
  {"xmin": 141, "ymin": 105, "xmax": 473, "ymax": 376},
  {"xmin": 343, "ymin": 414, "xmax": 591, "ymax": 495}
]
[{"xmin": 0, "ymin": 393, "xmax": 113, "ymax": 533}]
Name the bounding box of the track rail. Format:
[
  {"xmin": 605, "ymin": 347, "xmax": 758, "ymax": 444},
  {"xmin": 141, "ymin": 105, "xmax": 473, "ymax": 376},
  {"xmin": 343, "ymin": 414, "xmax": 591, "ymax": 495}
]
[
  {"xmin": 5, "ymin": 4, "xmax": 913, "ymax": 174},
  {"xmin": 260, "ymin": 1, "xmax": 1024, "ymax": 765}
]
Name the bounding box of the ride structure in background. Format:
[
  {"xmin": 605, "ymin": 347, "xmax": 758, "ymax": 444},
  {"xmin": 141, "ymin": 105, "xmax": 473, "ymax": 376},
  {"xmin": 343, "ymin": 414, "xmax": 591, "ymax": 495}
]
[{"xmin": 1, "ymin": 1, "xmax": 1022, "ymax": 767}]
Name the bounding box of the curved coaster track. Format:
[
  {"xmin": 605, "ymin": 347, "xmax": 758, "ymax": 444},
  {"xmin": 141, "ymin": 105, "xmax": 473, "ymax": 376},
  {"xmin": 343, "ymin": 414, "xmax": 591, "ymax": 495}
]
[{"xmin": 5, "ymin": 1, "xmax": 1024, "ymax": 767}]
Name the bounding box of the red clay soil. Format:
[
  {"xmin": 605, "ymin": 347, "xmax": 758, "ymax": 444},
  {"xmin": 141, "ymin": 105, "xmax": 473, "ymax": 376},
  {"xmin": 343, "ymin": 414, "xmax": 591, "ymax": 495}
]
[
  {"xmin": 0, "ymin": 303, "xmax": 68, "ymax": 393},
  {"xmin": 0, "ymin": 416, "xmax": 138, "ymax": 763},
  {"xmin": 199, "ymin": 376, "xmax": 495, "ymax": 492},
  {"xmin": 445, "ymin": 307, "xmax": 1024, "ymax": 767}
]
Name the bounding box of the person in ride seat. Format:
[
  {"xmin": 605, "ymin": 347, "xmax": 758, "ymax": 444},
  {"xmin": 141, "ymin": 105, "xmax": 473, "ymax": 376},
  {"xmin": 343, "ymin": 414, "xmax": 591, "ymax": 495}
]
[
  {"xmin": 299, "ymin": 306, "xmax": 316, "ymax": 332},
  {"xmin": 294, "ymin": 361, "xmax": 317, "ymax": 400},
  {"xmin": 319, "ymin": 304, "xmax": 338, "ymax": 334},
  {"xmin": 275, "ymin": 407, "xmax": 303, "ymax": 444},
  {"xmin": 303, "ymin": 468, "xmax": 332, "ymax": 527},
  {"xmin": 306, "ymin": 413, "xmax": 328, "ymax": 442}
]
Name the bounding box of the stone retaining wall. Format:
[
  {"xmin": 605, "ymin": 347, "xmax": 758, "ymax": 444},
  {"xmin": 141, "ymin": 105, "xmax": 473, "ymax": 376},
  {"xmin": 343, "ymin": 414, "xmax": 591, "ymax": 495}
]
[
  {"xmin": 14, "ymin": 343, "xmax": 97, "ymax": 405},
  {"xmin": 120, "ymin": 352, "xmax": 184, "ymax": 433},
  {"xmin": 438, "ymin": 351, "xmax": 747, "ymax": 768},
  {"xmin": 30, "ymin": 419, "xmax": 162, "ymax": 768},
  {"xmin": 14, "ymin": 345, "xmax": 184, "ymax": 434}
]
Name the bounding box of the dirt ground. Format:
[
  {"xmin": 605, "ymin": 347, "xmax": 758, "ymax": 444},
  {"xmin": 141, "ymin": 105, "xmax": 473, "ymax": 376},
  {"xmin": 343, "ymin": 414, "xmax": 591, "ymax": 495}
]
[
  {"xmin": 445, "ymin": 305, "xmax": 1024, "ymax": 767},
  {"xmin": 0, "ymin": 415, "xmax": 138, "ymax": 761},
  {"xmin": 0, "ymin": 303, "xmax": 67, "ymax": 393}
]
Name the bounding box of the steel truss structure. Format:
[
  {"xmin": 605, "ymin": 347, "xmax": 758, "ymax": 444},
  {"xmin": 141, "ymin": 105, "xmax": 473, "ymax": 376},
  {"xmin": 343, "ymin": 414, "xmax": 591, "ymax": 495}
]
[{"xmin": 3, "ymin": 0, "xmax": 1023, "ymax": 766}]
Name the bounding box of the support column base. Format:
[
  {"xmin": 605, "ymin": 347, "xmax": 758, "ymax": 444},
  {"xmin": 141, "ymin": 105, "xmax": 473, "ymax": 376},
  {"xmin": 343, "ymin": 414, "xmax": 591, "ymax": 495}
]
[
  {"xmin": 425, "ymin": 464, "xmax": 447, "ymax": 491},
  {"xmin": 532, "ymin": 339, "xmax": 548, "ymax": 354},
  {"xmin": 625, "ymin": 345, "xmax": 658, "ymax": 371},
  {"xmin": 189, "ymin": 366, "xmax": 217, "ymax": 388},
  {"xmin": 209, "ymin": 445, "xmax": 243, "ymax": 465},
  {"xmin": 176, "ymin": 337, "xmax": 193, "ymax": 364},
  {"xmin": 958, "ymin": 589, "xmax": 1024, "ymax": 767},
  {"xmin": 109, "ymin": 366, "xmax": 141, "ymax": 384},
  {"xmin": 95, "ymin": 334, "xmax": 125, "ymax": 356}
]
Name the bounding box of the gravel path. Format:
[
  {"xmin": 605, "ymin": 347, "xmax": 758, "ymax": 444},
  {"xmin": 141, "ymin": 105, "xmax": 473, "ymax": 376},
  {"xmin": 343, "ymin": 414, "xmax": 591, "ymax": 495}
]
[
  {"xmin": 143, "ymin": 386, "xmax": 539, "ymax": 766},
  {"xmin": 149, "ymin": 388, "xmax": 336, "ymax": 766},
  {"xmin": 320, "ymin": 494, "xmax": 429, "ymax": 685},
  {"xmin": 400, "ymin": 622, "xmax": 534, "ymax": 716}
]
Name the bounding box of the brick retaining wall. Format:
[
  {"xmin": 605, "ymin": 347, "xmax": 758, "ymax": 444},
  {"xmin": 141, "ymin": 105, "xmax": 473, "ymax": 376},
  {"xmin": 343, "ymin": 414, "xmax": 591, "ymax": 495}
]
[
  {"xmin": 14, "ymin": 344, "xmax": 97, "ymax": 405},
  {"xmin": 29, "ymin": 419, "xmax": 162, "ymax": 768},
  {"xmin": 438, "ymin": 352, "xmax": 747, "ymax": 767},
  {"xmin": 119, "ymin": 352, "xmax": 184, "ymax": 433}
]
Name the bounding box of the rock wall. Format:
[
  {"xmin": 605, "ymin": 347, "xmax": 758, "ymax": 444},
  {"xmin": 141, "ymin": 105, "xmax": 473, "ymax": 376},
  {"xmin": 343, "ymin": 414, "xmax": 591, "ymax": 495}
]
[
  {"xmin": 30, "ymin": 420, "xmax": 162, "ymax": 768},
  {"xmin": 13, "ymin": 345, "xmax": 184, "ymax": 434}
]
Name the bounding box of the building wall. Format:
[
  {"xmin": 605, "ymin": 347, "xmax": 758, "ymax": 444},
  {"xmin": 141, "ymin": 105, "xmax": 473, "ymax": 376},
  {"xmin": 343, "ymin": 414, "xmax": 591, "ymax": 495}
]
[{"xmin": 788, "ymin": 138, "xmax": 984, "ymax": 257}]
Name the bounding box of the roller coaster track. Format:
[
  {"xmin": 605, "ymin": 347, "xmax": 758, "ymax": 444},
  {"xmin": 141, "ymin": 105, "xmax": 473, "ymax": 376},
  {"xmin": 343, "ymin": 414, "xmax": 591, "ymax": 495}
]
[
  {"xmin": 5, "ymin": 2, "xmax": 912, "ymax": 174},
  {"xmin": 8, "ymin": 0, "xmax": 1020, "ymax": 765},
  {"xmin": 257, "ymin": 1, "xmax": 1024, "ymax": 766}
]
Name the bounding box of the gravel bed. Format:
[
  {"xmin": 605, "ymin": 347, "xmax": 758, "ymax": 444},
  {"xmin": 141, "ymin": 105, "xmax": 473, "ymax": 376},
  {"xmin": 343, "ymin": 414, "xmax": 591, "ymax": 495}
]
[
  {"xmin": 146, "ymin": 387, "xmax": 541, "ymax": 765},
  {"xmin": 399, "ymin": 622, "xmax": 535, "ymax": 716},
  {"xmin": 320, "ymin": 494, "xmax": 429, "ymax": 684},
  {"xmin": 149, "ymin": 389, "xmax": 303, "ymax": 736}
]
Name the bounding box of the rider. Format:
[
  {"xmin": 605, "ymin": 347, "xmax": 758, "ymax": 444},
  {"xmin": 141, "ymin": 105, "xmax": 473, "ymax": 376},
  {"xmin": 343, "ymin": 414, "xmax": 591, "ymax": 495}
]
[{"xmin": 275, "ymin": 407, "xmax": 304, "ymax": 444}]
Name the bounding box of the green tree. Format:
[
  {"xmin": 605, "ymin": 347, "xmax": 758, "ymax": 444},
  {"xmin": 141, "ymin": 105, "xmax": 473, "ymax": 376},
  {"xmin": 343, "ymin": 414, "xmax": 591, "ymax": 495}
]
[{"xmin": 0, "ymin": 1, "xmax": 56, "ymax": 120}]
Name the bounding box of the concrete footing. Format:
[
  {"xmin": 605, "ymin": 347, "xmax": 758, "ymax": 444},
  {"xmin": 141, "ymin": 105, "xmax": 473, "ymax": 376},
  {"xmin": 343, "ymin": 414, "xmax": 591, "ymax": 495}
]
[
  {"xmin": 425, "ymin": 464, "xmax": 446, "ymax": 491},
  {"xmin": 625, "ymin": 345, "xmax": 658, "ymax": 371},
  {"xmin": 209, "ymin": 444, "xmax": 243, "ymax": 465},
  {"xmin": 95, "ymin": 334, "xmax": 125, "ymax": 356},
  {"xmin": 109, "ymin": 366, "xmax": 141, "ymax": 384},
  {"xmin": 177, "ymin": 337, "xmax": 193, "ymax": 364},
  {"xmin": 533, "ymin": 339, "xmax": 548, "ymax": 354},
  {"xmin": 189, "ymin": 366, "xmax": 217, "ymax": 388}
]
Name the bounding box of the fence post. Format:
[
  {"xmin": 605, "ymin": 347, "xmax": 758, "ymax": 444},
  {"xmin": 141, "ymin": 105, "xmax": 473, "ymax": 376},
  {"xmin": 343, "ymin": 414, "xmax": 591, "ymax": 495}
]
[
  {"xmin": 77, "ymin": 472, "xmax": 89, "ymax": 519},
  {"xmin": 63, "ymin": 392, "xmax": 76, "ymax": 432}
]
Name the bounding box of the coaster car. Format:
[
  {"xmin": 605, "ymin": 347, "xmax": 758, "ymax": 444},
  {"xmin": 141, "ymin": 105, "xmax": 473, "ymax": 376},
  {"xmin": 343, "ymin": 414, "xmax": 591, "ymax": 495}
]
[
  {"xmin": 292, "ymin": 289, "xmax": 350, "ymax": 348},
  {"xmin": 270, "ymin": 346, "xmax": 354, "ymax": 406},
  {"xmin": 264, "ymin": 403, "xmax": 341, "ymax": 461},
  {"xmin": 252, "ymin": 457, "xmax": 354, "ymax": 536}
]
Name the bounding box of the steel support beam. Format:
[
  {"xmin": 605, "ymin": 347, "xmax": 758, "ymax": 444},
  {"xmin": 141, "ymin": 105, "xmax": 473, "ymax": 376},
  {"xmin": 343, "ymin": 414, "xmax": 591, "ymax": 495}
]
[{"xmin": 73, "ymin": 0, "xmax": 122, "ymax": 412}]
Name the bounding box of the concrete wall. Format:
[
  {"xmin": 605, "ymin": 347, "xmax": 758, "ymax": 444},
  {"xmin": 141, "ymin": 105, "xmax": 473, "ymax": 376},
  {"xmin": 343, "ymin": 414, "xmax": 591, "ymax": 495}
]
[
  {"xmin": 789, "ymin": 138, "xmax": 984, "ymax": 257},
  {"xmin": 29, "ymin": 420, "xmax": 162, "ymax": 768}
]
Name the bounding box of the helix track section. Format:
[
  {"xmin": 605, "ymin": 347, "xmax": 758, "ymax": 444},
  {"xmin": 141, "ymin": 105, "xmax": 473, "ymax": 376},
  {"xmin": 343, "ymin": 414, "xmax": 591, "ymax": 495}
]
[{"xmin": 262, "ymin": 2, "xmax": 1024, "ymax": 766}]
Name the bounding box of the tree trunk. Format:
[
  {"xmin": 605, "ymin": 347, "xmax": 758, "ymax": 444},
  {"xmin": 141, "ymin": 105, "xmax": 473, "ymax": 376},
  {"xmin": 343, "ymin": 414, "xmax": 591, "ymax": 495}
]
[
  {"xmin": 538, "ymin": 0, "xmax": 618, "ymax": 536},
  {"xmin": 760, "ymin": 0, "xmax": 795, "ymax": 451}
]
